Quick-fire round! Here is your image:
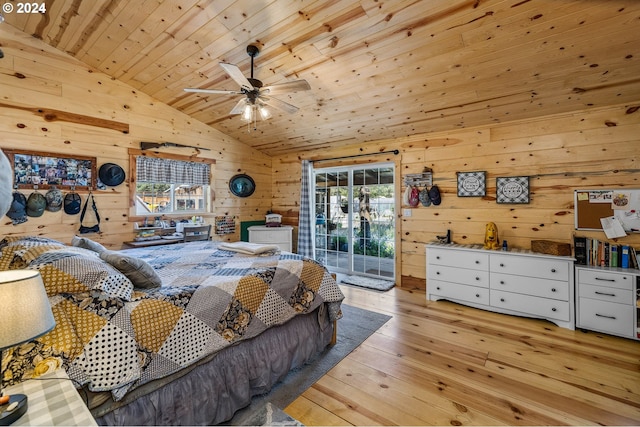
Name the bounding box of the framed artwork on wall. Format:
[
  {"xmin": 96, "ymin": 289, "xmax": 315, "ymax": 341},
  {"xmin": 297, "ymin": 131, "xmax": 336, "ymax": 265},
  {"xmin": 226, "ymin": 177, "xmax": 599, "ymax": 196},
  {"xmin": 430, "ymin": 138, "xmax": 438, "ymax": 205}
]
[
  {"xmin": 457, "ymin": 171, "xmax": 486, "ymax": 197},
  {"xmin": 4, "ymin": 149, "xmax": 96, "ymax": 190},
  {"xmin": 496, "ymin": 176, "xmax": 530, "ymax": 204}
]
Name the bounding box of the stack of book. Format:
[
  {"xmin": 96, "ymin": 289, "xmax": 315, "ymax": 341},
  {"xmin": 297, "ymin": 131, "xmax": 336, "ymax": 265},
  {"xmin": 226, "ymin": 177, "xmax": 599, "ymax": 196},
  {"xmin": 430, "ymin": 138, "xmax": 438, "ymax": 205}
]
[{"xmin": 574, "ymin": 236, "xmax": 639, "ymax": 268}]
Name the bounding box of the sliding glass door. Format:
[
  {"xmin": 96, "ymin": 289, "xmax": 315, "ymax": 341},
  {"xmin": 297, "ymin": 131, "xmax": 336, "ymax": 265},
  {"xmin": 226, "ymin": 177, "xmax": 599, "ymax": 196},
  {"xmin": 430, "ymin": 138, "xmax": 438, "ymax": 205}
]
[{"xmin": 313, "ymin": 163, "xmax": 395, "ymax": 278}]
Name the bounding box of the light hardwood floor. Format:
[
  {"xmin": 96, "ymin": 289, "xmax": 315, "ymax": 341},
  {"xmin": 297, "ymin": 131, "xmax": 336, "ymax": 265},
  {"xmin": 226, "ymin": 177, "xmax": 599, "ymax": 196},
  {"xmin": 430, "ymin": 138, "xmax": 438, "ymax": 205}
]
[{"xmin": 285, "ymin": 285, "xmax": 640, "ymax": 426}]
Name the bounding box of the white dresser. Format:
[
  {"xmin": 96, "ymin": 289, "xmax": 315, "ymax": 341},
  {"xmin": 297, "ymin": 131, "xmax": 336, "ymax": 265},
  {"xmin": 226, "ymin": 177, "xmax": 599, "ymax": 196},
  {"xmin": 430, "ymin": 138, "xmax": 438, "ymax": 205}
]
[
  {"xmin": 248, "ymin": 225, "xmax": 293, "ymax": 252},
  {"xmin": 575, "ymin": 266, "xmax": 639, "ymax": 340},
  {"xmin": 426, "ymin": 243, "xmax": 575, "ymax": 329}
]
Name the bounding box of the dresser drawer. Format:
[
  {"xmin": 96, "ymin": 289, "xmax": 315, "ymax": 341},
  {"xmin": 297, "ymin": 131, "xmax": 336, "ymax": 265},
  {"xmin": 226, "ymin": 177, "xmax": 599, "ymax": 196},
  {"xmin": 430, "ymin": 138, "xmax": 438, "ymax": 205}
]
[
  {"xmin": 490, "ymin": 290, "xmax": 570, "ymax": 322},
  {"xmin": 491, "ymin": 273, "xmax": 569, "ymax": 301},
  {"xmin": 429, "ymin": 280, "xmax": 490, "ymax": 305},
  {"xmin": 577, "ymin": 298, "xmax": 634, "ymax": 338},
  {"xmin": 249, "ymin": 230, "xmax": 290, "ymax": 243},
  {"xmin": 491, "ymin": 254, "xmax": 569, "ymax": 281},
  {"xmin": 427, "ymin": 248, "xmax": 489, "ymax": 271},
  {"xmin": 578, "ymin": 283, "xmax": 632, "ymax": 304},
  {"xmin": 428, "ymin": 264, "xmax": 489, "ymax": 288},
  {"xmin": 577, "ymin": 269, "xmax": 634, "ymax": 291}
]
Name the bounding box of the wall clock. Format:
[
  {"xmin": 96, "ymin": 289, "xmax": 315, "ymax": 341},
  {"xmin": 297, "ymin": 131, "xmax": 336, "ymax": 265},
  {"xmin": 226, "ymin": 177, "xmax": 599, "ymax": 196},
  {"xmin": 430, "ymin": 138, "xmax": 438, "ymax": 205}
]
[{"xmin": 229, "ymin": 174, "xmax": 255, "ymax": 197}]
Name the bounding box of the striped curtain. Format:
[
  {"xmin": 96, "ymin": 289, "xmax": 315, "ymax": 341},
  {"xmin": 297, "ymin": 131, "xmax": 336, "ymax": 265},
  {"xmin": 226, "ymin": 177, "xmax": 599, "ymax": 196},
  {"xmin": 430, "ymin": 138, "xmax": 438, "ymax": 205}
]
[
  {"xmin": 297, "ymin": 160, "xmax": 314, "ymax": 257},
  {"xmin": 136, "ymin": 156, "xmax": 210, "ymax": 185}
]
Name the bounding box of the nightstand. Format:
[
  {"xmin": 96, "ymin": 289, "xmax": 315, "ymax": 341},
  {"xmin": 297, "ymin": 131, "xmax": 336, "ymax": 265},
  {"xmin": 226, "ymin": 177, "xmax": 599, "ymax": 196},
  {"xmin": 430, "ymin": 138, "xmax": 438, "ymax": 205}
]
[{"xmin": 3, "ymin": 369, "xmax": 96, "ymax": 426}]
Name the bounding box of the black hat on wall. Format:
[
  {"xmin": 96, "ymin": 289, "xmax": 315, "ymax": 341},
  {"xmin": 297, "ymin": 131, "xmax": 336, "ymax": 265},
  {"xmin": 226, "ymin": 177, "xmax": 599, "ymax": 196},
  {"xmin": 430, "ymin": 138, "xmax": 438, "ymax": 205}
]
[{"xmin": 98, "ymin": 163, "xmax": 126, "ymax": 187}]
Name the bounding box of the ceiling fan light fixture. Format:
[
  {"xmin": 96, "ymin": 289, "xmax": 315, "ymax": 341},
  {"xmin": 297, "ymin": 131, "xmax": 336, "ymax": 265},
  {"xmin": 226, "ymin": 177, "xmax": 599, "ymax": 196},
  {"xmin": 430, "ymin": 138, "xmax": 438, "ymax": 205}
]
[
  {"xmin": 259, "ymin": 104, "xmax": 272, "ymax": 120},
  {"xmin": 241, "ymin": 101, "xmax": 254, "ymax": 122},
  {"xmin": 184, "ymin": 44, "xmax": 310, "ymax": 132}
]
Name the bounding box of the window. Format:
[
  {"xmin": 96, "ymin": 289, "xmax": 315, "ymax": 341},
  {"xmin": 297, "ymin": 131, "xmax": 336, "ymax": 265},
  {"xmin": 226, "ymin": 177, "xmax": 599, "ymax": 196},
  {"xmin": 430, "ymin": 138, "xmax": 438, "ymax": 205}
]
[{"xmin": 130, "ymin": 151, "xmax": 214, "ymax": 216}]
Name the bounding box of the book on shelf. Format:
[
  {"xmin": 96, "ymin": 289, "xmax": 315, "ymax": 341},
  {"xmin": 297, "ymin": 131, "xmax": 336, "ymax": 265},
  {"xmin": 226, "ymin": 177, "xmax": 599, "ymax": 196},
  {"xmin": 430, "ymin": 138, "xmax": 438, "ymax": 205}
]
[
  {"xmin": 574, "ymin": 236, "xmax": 587, "ymax": 265},
  {"xmin": 574, "ymin": 237, "xmax": 639, "ymax": 269},
  {"xmin": 621, "ymin": 245, "xmax": 630, "ymax": 268}
]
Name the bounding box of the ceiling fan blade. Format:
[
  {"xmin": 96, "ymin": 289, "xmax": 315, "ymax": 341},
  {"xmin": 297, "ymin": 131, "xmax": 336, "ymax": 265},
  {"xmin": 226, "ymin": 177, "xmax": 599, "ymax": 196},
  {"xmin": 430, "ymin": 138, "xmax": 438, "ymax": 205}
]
[
  {"xmin": 261, "ymin": 79, "xmax": 310, "ymax": 96},
  {"xmin": 220, "ymin": 62, "xmax": 254, "ymax": 91},
  {"xmin": 260, "ymin": 96, "xmax": 299, "ymax": 114},
  {"xmin": 229, "ymin": 98, "xmax": 248, "ymax": 115},
  {"xmin": 184, "ymin": 88, "xmax": 242, "ymax": 95}
]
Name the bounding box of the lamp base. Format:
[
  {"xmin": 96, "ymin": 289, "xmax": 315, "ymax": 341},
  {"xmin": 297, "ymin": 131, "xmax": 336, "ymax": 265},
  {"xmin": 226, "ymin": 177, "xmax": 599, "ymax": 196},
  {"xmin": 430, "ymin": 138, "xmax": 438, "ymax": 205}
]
[{"xmin": 0, "ymin": 394, "xmax": 27, "ymax": 426}]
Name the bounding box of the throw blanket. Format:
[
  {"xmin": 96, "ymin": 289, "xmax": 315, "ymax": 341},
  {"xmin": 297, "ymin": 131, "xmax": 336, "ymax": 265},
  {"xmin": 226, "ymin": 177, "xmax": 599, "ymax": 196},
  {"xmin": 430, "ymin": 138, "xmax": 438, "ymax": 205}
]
[
  {"xmin": 219, "ymin": 241, "xmax": 280, "ymax": 255},
  {"xmin": 0, "ymin": 238, "xmax": 344, "ymax": 401}
]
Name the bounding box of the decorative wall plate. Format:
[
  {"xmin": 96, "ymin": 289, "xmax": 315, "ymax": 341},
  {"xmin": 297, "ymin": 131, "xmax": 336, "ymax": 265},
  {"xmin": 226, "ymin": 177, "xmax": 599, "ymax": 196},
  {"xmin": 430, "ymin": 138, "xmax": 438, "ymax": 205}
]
[{"xmin": 229, "ymin": 174, "xmax": 255, "ymax": 197}]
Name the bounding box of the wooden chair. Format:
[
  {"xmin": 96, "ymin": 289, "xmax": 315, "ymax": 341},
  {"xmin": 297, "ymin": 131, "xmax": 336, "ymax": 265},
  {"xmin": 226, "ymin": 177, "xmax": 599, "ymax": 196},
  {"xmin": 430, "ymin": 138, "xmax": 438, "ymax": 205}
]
[{"xmin": 183, "ymin": 224, "xmax": 211, "ymax": 242}]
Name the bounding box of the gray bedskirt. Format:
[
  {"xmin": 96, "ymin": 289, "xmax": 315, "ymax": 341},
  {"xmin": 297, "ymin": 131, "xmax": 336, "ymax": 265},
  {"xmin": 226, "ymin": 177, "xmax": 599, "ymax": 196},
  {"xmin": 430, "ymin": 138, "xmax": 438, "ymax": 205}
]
[{"xmin": 93, "ymin": 306, "xmax": 333, "ymax": 425}]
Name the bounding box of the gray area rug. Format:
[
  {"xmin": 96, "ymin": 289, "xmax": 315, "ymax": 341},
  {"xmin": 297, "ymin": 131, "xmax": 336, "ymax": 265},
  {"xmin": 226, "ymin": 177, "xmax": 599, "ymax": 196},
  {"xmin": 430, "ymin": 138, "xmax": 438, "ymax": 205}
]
[
  {"xmin": 234, "ymin": 402, "xmax": 302, "ymax": 426},
  {"xmin": 227, "ymin": 304, "xmax": 392, "ymax": 425},
  {"xmin": 340, "ymin": 275, "xmax": 395, "ymax": 291}
]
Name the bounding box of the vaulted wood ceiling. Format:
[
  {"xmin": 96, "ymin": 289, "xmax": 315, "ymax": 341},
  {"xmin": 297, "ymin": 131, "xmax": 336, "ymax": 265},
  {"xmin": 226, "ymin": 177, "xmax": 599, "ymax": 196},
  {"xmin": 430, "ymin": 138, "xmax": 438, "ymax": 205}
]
[{"xmin": 4, "ymin": 0, "xmax": 640, "ymax": 157}]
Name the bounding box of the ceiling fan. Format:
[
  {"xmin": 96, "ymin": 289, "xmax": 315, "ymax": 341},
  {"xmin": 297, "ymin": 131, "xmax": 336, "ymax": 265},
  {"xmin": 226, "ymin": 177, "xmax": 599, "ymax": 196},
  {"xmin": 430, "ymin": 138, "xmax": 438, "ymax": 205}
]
[{"xmin": 184, "ymin": 45, "xmax": 310, "ymax": 127}]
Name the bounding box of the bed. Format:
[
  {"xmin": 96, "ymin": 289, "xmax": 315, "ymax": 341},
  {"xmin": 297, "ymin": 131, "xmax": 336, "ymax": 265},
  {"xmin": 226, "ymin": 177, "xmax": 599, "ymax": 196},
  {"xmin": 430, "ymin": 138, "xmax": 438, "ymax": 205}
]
[{"xmin": 0, "ymin": 236, "xmax": 344, "ymax": 425}]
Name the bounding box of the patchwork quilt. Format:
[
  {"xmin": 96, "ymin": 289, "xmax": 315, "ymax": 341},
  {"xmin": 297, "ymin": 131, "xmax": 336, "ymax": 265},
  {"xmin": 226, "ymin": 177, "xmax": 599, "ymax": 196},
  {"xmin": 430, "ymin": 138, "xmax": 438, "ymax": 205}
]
[{"xmin": 0, "ymin": 237, "xmax": 344, "ymax": 401}]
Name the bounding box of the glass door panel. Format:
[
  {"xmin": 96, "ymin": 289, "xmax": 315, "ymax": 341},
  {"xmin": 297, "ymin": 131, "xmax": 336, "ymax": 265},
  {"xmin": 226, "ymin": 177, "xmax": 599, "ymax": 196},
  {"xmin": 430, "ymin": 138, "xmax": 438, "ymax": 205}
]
[{"xmin": 313, "ymin": 163, "xmax": 394, "ymax": 279}]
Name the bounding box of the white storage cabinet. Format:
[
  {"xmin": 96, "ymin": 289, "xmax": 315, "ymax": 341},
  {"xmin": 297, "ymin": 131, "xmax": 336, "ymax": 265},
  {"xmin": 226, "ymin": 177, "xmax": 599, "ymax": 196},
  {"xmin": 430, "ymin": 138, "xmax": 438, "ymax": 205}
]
[
  {"xmin": 248, "ymin": 225, "xmax": 293, "ymax": 252},
  {"xmin": 426, "ymin": 243, "xmax": 575, "ymax": 330},
  {"xmin": 575, "ymin": 266, "xmax": 639, "ymax": 340}
]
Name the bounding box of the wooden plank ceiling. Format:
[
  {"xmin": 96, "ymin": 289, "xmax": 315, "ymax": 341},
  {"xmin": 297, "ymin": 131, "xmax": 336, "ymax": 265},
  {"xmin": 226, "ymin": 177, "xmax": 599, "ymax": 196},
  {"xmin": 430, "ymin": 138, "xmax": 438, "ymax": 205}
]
[{"xmin": 4, "ymin": 0, "xmax": 640, "ymax": 157}]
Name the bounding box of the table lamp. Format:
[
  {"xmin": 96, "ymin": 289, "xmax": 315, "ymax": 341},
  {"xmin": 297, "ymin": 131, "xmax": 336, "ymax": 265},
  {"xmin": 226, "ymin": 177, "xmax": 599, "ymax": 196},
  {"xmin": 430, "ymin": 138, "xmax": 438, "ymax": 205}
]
[{"xmin": 0, "ymin": 270, "xmax": 56, "ymax": 426}]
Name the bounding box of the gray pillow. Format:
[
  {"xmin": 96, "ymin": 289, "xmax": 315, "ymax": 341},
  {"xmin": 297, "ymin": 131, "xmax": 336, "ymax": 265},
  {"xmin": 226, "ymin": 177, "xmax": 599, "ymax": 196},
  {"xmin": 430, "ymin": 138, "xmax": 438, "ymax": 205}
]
[
  {"xmin": 99, "ymin": 250, "xmax": 162, "ymax": 289},
  {"xmin": 71, "ymin": 235, "xmax": 108, "ymax": 254}
]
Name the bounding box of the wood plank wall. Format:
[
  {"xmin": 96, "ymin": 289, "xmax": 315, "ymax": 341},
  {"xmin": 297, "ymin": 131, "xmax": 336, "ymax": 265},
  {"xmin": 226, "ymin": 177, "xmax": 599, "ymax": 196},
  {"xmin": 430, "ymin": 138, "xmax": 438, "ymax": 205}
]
[
  {"xmin": 0, "ymin": 25, "xmax": 272, "ymax": 249},
  {"xmin": 273, "ymin": 103, "xmax": 640, "ymax": 289}
]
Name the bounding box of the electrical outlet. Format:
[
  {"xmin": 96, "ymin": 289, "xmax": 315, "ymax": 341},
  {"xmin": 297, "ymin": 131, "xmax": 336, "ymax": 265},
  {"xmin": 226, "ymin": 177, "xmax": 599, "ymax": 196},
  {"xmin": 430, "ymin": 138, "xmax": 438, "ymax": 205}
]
[{"xmin": 403, "ymin": 209, "xmax": 412, "ymax": 217}]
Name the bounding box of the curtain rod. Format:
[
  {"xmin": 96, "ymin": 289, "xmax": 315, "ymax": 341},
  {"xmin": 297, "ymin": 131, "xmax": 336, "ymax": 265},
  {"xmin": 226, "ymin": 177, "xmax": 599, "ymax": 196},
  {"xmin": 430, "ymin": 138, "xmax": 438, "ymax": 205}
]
[{"xmin": 310, "ymin": 149, "xmax": 399, "ymax": 163}]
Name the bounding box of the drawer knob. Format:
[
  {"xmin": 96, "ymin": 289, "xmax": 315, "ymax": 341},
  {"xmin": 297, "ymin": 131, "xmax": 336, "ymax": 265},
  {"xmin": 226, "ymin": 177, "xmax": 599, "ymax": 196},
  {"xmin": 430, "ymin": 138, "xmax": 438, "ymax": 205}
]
[
  {"xmin": 595, "ymin": 313, "xmax": 616, "ymax": 320},
  {"xmin": 500, "ymin": 280, "xmax": 505, "ymax": 285},
  {"xmin": 475, "ymin": 260, "xmax": 480, "ymax": 264},
  {"xmin": 551, "ymin": 307, "xmax": 557, "ymax": 312},
  {"xmin": 436, "ymin": 286, "xmax": 441, "ymax": 290},
  {"xmin": 436, "ymin": 256, "xmax": 441, "ymax": 260},
  {"xmin": 500, "ymin": 298, "xmax": 505, "ymax": 302},
  {"xmin": 499, "ymin": 263, "xmax": 505, "ymax": 267},
  {"xmin": 551, "ymin": 288, "xmax": 556, "ymax": 292},
  {"xmin": 475, "ymin": 277, "xmax": 480, "ymax": 281},
  {"xmin": 436, "ymin": 271, "xmax": 440, "ymax": 275},
  {"xmin": 475, "ymin": 294, "xmax": 480, "ymax": 298},
  {"xmin": 550, "ymin": 268, "xmax": 556, "ymax": 273}
]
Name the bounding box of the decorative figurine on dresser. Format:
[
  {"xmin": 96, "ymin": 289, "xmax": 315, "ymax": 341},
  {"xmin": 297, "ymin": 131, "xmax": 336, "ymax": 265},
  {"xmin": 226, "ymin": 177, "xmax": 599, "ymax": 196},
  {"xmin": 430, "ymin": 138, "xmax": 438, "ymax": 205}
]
[{"xmin": 483, "ymin": 222, "xmax": 501, "ymax": 250}]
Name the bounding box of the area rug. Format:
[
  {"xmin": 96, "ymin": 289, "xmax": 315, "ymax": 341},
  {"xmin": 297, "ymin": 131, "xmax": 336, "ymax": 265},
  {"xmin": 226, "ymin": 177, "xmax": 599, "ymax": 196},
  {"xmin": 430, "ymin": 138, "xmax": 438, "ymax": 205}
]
[
  {"xmin": 227, "ymin": 304, "xmax": 392, "ymax": 425},
  {"xmin": 340, "ymin": 275, "xmax": 395, "ymax": 291},
  {"xmin": 231, "ymin": 402, "xmax": 302, "ymax": 426}
]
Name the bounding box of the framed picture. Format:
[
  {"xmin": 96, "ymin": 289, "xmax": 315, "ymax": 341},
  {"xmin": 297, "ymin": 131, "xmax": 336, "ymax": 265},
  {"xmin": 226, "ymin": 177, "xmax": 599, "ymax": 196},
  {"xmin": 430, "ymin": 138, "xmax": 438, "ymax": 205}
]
[
  {"xmin": 4, "ymin": 149, "xmax": 96, "ymax": 190},
  {"xmin": 457, "ymin": 171, "xmax": 486, "ymax": 197},
  {"xmin": 496, "ymin": 176, "xmax": 530, "ymax": 204}
]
